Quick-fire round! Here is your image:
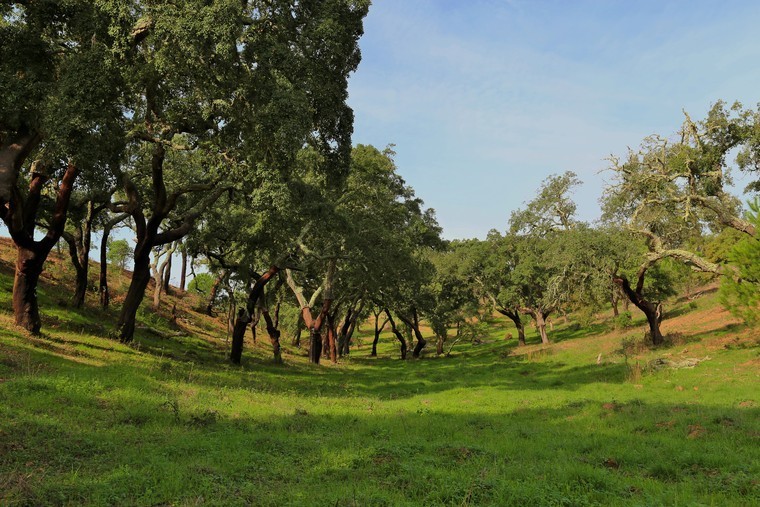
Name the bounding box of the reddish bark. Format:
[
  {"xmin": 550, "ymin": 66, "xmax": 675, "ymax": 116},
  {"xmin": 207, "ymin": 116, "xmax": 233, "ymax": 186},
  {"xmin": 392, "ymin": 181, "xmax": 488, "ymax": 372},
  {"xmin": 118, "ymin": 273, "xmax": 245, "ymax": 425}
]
[{"xmin": 4, "ymin": 162, "xmax": 79, "ymax": 334}]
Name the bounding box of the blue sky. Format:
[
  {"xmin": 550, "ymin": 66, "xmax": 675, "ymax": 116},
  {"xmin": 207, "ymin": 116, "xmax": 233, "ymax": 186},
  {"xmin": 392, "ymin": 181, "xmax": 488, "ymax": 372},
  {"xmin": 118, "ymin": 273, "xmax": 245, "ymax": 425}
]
[{"xmin": 347, "ymin": 0, "xmax": 760, "ymax": 239}]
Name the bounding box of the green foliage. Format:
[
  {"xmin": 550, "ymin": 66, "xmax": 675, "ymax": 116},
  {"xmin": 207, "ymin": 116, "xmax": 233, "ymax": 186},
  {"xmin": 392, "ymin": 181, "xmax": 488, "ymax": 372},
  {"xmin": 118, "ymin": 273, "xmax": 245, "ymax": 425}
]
[
  {"xmin": 612, "ymin": 311, "xmax": 634, "ymax": 330},
  {"xmin": 106, "ymin": 238, "xmax": 131, "ymax": 269},
  {"xmin": 187, "ymin": 272, "xmax": 214, "ymax": 296},
  {"xmin": 720, "ymin": 201, "xmax": 760, "ymax": 324}
]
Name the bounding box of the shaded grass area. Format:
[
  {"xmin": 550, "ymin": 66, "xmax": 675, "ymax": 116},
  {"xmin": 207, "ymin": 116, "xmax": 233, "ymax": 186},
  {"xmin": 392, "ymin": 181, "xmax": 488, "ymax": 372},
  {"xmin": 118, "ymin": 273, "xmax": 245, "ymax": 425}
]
[{"xmin": 0, "ymin": 255, "xmax": 759, "ymax": 505}]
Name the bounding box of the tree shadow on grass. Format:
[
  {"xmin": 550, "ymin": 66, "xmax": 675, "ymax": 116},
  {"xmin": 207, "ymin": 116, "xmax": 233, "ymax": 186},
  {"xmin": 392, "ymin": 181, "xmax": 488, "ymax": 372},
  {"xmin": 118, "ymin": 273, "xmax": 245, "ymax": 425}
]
[{"xmin": 2, "ymin": 394, "xmax": 758, "ymax": 506}]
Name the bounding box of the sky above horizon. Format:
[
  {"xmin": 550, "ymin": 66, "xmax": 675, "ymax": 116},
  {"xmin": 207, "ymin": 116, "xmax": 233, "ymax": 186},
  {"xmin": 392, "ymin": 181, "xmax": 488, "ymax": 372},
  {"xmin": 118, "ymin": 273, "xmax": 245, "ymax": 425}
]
[{"xmin": 347, "ymin": 0, "xmax": 760, "ymax": 239}]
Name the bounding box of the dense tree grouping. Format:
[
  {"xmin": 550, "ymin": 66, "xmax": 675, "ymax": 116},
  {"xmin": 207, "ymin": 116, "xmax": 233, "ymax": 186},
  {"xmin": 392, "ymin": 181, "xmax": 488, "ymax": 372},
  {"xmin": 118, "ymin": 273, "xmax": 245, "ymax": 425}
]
[{"xmin": 3, "ymin": 3, "xmax": 760, "ymax": 364}]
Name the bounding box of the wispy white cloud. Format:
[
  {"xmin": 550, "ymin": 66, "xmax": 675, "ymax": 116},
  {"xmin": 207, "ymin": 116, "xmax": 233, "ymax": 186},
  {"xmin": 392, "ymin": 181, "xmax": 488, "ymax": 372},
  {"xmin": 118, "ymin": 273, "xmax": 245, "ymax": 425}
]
[{"xmin": 349, "ymin": 0, "xmax": 760, "ymax": 238}]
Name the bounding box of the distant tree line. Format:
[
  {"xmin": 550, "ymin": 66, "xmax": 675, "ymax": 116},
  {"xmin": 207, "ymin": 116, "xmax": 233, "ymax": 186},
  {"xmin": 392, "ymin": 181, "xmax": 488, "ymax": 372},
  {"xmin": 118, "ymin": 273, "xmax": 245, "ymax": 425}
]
[{"xmin": 2, "ymin": 3, "xmax": 760, "ymax": 364}]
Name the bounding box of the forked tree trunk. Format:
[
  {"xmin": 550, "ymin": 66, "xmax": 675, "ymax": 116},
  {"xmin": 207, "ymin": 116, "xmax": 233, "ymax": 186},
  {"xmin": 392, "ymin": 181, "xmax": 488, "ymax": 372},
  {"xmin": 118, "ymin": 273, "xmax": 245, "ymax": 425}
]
[
  {"xmin": 4, "ymin": 162, "xmax": 78, "ymax": 335},
  {"xmin": 115, "ymin": 144, "xmax": 227, "ymax": 342},
  {"xmin": 398, "ymin": 307, "xmax": 426, "ymax": 358},
  {"xmin": 385, "ymin": 309, "xmax": 407, "ymax": 359},
  {"xmin": 63, "ymin": 200, "xmax": 98, "ymax": 308},
  {"xmin": 614, "ymin": 273, "xmax": 664, "ymax": 345},
  {"xmin": 286, "ymin": 259, "xmax": 336, "ymax": 365},
  {"xmin": 230, "ymin": 266, "xmax": 280, "ymax": 364},
  {"xmin": 370, "ymin": 311, "xmax": 389, "ymax": 357},
  {"xmin": 523, "ymin": 307, "xmax": 551, "ymax": 345}
]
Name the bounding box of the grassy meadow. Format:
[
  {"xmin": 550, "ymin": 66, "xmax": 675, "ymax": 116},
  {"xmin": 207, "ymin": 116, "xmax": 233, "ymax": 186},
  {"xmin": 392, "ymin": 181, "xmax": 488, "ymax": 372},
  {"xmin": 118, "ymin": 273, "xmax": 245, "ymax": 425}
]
[{"xmin": 0, "ymin": 241, "xmax": 759, "ymax": 506}]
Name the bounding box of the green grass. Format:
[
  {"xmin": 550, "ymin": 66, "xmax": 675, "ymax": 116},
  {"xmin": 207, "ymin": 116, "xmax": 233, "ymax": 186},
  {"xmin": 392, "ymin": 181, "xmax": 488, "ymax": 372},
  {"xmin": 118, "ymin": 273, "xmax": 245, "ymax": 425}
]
[{"xmin": 0, "ymin": 267, "xmax": 759, "ymax": 506}]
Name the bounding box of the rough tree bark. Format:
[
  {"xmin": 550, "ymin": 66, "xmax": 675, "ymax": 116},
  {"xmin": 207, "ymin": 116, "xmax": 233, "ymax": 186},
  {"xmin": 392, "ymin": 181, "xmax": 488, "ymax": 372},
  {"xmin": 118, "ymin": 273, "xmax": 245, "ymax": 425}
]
[
  {"xmin": 0, "ymin": 129, "xmax": 41, "ymax": 221},
  {"xmin": 3, "ymin": 161, "xmax": 79, "ymax": 334},
  {"xmin": 205, "ymin": 270, "xmax": 228, "ymax": 316}
]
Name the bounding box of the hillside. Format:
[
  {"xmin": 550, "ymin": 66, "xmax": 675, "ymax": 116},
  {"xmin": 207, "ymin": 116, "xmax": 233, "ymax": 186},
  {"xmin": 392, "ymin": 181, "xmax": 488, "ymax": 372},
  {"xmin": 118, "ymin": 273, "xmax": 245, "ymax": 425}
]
[{"xmin": 0, "ymin": 240, "xmax": 759, "ymax": 506}]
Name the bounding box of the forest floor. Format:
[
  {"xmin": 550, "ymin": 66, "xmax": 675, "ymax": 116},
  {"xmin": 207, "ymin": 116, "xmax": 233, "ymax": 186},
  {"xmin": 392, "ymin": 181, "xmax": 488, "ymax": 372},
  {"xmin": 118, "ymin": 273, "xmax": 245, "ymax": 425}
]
[{"xmin": 0, "ymin": 238, "xmax": 758, "ymax": 506}]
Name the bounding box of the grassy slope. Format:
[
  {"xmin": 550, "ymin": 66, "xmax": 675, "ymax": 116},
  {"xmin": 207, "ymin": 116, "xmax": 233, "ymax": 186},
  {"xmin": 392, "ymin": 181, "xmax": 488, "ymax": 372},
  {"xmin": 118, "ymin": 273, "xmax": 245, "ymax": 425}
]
[{"xmin": 0, "ymin": 239, "xmax": 758, "ymax": 506}]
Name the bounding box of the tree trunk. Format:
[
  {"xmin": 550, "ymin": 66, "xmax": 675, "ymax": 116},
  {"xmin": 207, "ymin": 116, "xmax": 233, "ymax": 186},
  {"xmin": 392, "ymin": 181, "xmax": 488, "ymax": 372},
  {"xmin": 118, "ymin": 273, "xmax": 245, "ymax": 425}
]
[
  {"xmin": 64, "ymin": 200, "xmax": 95, "ymax": 308},
  {"xmin": 398, "ymin": 308, "xmax": 426, "ymax": 358},
  {"xmin": 4, "ymin": 161, "xmax": 78, "ymax": 335},
  {"xmin": 117, "ymin": 249, "xmax": 152, "ymax": 342},
  {"xmin": 12, "ymin": 246, "xmax": 45, "ymax": 334},
  {"xmin": 230, "ymin": 266, "xmax": 279, "ymax": 364},
  {"xmin": 99, "ymin": 213, "xmax": 127, "ymax": 309},
  {"xmin": 611, "ymin": 288, "xmax": 619, "ymax": 317},
  {"xmin": 436, "ymin": 330, "xmax": 446, "ymax": 355},
  {"xmin": 498, "ymin": 308, "xmax": 526, "ymax": 346},
  {"xmin": 385, "ymin": 309, "xmax": 407, "ymax": 359},
  {"xmin": 0, "ymin": 129, "xmax": 41, "ymax": 221},
  {"xmin": 371, "ymin": 313, "xmax": 389, "ymax": 357},
  {"xmin": 261, "ymin": 308, "xmax": 282, "ymax": 364},
  {"xmin": 162, "ymin": 251, "xmax": 172, "ymax": 294},
  {"xmin": 535, "ymin": 311, "xmax": 550, "ymax": 344},
  {"xmin": 114, "ymin": 145, "xmax": 228, "ymax": 343},
  {"xmin": 308, "ymin": 327, "xmax": 322, "ymax": 364},
  {"xmin": 292, "ymin": 316, "xmax": 303, "ymax": 347},
  {"xmin": 614, "ymin": 274, "xmax": 664, "ymax": 346},
  {"xmin": 326, "ymin": 312, "xmax": 338, "ymax": 364},
  {"xmin": 179, "ymin": 246, "xmax": 187, "ymax": 291}
]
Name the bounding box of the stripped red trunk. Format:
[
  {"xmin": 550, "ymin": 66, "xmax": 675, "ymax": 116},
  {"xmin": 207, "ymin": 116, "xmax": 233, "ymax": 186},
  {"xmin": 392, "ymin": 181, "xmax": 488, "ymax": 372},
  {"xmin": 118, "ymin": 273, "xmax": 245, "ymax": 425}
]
[{"xmin": 4, "ymin": 162, "xmax": 78, "ymax": 335}]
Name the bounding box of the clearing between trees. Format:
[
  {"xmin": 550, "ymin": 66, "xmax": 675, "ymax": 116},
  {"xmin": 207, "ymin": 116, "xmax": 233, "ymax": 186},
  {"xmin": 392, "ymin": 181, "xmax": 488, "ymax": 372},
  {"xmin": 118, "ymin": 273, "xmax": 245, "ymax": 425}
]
[{"xmin": 0, "ymin": 239, "xmax": 758, "ymax": 506}]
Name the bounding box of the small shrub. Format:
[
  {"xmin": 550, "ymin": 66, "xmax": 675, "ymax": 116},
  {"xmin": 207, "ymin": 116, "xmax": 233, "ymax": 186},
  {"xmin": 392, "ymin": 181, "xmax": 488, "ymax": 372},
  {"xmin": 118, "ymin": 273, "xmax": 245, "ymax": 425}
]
[
  {"xmin": 621, "ymin": 335, "xmax": 648, "ymax": 356},
  {"xmin": 611, "ymin": 311, "xmax": 633, "ymax": 330}
]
